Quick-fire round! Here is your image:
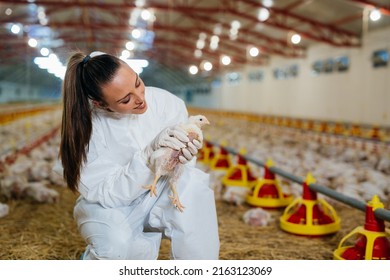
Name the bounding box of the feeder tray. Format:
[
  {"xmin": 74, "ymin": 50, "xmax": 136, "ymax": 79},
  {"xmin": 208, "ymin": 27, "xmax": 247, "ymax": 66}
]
[
  {"xmin": 279, "ymin": 173, "xmax": 340, "ymax": 236},
  {"xmin": 333, "ymin": 195, "xmax": 390, "ymax": 260},
  {"xmin": 209, "ymin": 143, "xmax": 231, "ymax": 171},
  {"xmin": 222, "ymin": 149, "xmax": 257, "ymax": 188},
  {"xmin": 246, "ymin": 159, "xmax": 293, "ymax": 208},
  {"xmin": 197, "ymin": 141, "xmax": 215, "ymax": 166}
]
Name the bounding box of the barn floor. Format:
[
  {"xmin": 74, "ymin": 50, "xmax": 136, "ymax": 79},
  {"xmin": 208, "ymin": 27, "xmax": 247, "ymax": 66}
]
[{"xmin": 0, "ymin": 184, "xmax": 373, "ymax": 260}]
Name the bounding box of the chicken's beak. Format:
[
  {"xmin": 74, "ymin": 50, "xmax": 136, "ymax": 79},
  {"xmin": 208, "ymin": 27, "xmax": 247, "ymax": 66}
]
[{"xmin": 205, "ymin": 118, "xmax": 210, "ymax": 125}]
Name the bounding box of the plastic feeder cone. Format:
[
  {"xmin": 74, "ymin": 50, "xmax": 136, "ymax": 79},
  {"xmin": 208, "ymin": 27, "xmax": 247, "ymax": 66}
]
[
  {"xmin": 209, "ymin": 141, "xmax": 231, "ymax": 171},
  {"xmin": 246, "ymin": 159, "xmax": 293, "ymax": 208},
  {"xmin": 333, "ymin": 195, "xmax": 390, "ymax": 260},
  {"xmin": 197, "ymin": 140, "xmax": 215, "ymax": 166},
  {"xmin": 279, "ymin": 173, "xmax": 340, "ymax": 236},
  {"xmin": 222, "ymin": 148, "xmax": 257, "ymax": 188}
]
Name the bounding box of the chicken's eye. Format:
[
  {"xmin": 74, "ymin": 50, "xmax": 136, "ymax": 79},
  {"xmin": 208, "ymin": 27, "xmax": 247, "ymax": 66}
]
[{"xmin": 200, "ymin": 118, "xmax": 203, "ymax": 121}]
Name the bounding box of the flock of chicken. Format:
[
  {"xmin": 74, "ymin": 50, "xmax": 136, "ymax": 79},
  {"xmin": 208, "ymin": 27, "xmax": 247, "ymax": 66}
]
[
  {"xmin": 0, "ymin": 109, "xmax": 64, "ymax": 218},
  {"xmin": 1, "ymin": 108, "xmax": 389, "ymax": 224},
  {"xmin": 196, "ymin": 115, "xmax": 390, "ymax": 225}
]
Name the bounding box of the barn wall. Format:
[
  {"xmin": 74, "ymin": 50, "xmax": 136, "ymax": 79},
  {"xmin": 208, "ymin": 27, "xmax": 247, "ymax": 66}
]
[{"xmin": 200, "ymin": 26, "xmax": 390, "ymax": 126}]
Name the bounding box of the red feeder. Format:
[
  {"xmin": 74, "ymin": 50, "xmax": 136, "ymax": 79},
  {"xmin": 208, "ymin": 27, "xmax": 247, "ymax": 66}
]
[
  {"xmin": 209, "ymin": 142, "xmax": 231, "ymax": 171},
  {"xmin": 334, "ymin": 195, "xmax": 390, "ymax": 260},
  {"xmin": 197, "ymin": 140, "xmax": 215, "ymax": 166},
  {"xmin": 279, "ymin": 173, "xmax": 340, "ymax": 236},
  {"xmin": 222, "ymin": 148, "xmax": 257, "ymax": 188},
  {"xmin": 246, "ymin": 159, "xmax": 293, "ymax": 208}
]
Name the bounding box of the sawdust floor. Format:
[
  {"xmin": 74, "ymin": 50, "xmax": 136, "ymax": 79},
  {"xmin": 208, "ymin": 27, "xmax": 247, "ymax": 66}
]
[{"xmin": 0, "ymin": 185, "xmax": 371, "ymax": 260}]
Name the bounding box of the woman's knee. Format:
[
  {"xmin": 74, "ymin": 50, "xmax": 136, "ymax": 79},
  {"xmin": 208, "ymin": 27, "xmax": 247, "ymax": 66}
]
[
  {"xmin": 91, "ymin": 234, "xmax": 130, "ymax": 259},
  {"xmin": 90, "ymin": 231, "xmax": 161, "ymax": 260}
]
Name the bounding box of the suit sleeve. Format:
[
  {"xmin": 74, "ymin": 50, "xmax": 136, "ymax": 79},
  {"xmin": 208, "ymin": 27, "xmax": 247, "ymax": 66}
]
[{"xmin": 77, "ymin": 126, "xmax": 153, "ymax": 208}]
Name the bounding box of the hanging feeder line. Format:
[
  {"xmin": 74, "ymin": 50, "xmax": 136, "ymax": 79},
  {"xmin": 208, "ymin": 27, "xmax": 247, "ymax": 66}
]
[
  {"xmin": 207, "ymin": 140, "xmax": 390, "ymax": 223},
  {"xmin": 0, "ymin": 125, "xmax": 60, "ymax": 172}
]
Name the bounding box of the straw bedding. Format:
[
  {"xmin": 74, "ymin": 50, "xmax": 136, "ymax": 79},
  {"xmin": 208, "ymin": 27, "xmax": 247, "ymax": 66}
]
[{"xmin": 0, "ymin": 185, "xmax": 369, "ymax": 260}]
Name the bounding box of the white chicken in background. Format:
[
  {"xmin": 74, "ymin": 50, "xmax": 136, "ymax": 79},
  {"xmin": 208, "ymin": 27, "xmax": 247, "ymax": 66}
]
[
  {"xmin": 0, "ymin": 202, "xmax": 9, "ymax": 218},
  {"xmin": 144, "ymin": 115, "xmax": 210, "ymax": 212},
  {"xmin": 243, "ymin": 208, "xmax": 274, "ymax": 227}
]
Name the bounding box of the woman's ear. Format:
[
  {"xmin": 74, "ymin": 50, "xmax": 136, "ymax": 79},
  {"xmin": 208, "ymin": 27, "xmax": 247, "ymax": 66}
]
[
  {"xmin": 92, "ymin": 100, "xmax": 114, "ymax": 112},
  {"xmin": 92, "ymin": 100, "xmax": 104, "ymax": 108}
]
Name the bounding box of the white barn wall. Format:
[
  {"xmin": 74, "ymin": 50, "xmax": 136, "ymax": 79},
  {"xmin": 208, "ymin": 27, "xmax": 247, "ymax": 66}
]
[{"xmin": 203, "ymin": 27, "xmax": 390, "ymax": 126}]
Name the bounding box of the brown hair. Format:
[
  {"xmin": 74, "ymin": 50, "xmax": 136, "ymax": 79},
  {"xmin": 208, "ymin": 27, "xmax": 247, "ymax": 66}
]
[{"xmin": 60, "ymin": 52, "xmax": 121, "ymax": 192}]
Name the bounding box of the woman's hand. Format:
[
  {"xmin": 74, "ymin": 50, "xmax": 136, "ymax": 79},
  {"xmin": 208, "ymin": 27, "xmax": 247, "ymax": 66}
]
[
  {"xmin": 179, "ymin": 139, "xmax": 202, "ymax": 164},
  {"xmin": 143, "ymin": 125, "xmax": 189, "ymax": 161}
]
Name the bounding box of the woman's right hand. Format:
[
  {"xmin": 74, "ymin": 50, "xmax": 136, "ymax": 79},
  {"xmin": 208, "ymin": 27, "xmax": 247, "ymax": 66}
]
[{"xmin": 143, "ymin": 125, "xmax": 190, "ymax": 161}]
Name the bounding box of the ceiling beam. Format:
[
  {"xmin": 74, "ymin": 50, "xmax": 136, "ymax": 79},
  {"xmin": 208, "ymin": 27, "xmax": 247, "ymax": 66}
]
[
  {"xmin": 346, "ymin": 0, "xmax": 390, "ymax": 16},
  {"xmin": 183, "ymin": 11, "xmax": 306, "ymax": 57},
  {"xmin": 1, "ymin": 0, "xmax": 362, "ymax": 47}
]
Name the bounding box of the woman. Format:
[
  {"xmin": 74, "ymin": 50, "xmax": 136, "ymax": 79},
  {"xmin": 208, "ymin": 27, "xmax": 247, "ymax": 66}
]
[{"xmin": 58, "ymin": 51, "xmax": 219, "ymax": 259}]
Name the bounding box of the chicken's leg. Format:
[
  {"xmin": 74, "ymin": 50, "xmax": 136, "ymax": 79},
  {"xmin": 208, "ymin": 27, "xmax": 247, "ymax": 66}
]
[
  {"xmin": 168, "ymin": 182, "xmax": 185, "ymax": 212},
  {"xmin": 143, "ymin": 174, "xmax": 160, "ymax": 197}
]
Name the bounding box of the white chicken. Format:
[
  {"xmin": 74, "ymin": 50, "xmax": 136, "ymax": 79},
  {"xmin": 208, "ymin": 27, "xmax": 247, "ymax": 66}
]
[{"xmin": 144, "ymin": 115, "xmax": 210, "ymax": 212}]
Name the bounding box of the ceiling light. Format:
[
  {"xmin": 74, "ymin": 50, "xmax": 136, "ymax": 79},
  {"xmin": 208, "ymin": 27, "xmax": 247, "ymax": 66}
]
[
  {"xmin": 230, "ymin": 29, "xmax": 238, "ymax": 36},
  {"xmin": 221, "ymin": 55, "xmax": 231, "ymax": 65},
  {"xmin": 48, "ymin": 53, "xmax": 58, "ymax": 61},
  {"xmin": 38, "ymin": 10, "xmax": 46, "ymax": 20},
  {"xmin": 40, "ymin": 47, "xmax": 49, "ymax": 56},
  {"xmin": 249, "ymin": 47, "xmax": 259, "ymax": 57},
  {"xmin": 203, "ymin": 61, "xmax": 213, "ymax": 71},
  {"xmin": 194, "ymin": 49, "xmax": 202, "ymax": 58},
  {"xmin": 126, "ymin": 41, "xmax": 135, "ymax": 50},
  {"xmin": 199, "ymin": 32, "xmax": 207, "ymax": 40},
  {"xmin": 211, "ymin": 35, "xmax": 219, "ymax": 43},
  {"xmin": 210, "ymin": 35, "xmax": 219, "ymax": 50},
  {"xmin": 34, "ymin": 54, "xmax": 66, "ymax": 80},
  {"xmin": 229, "ymin": 33, "xmax": 238, "ymax": 40},
  {"xmin": 135, "ymin": 0, "xmax": 145, "ymax": 7},
  {"xmin": 121, "ymin": 50, "xmax": 131, "ymax": 59},
  {"xmin": 28, "ymin": 38, "xmax": 38, "ymax": 47},
  {"xmin": 5, "ymin": 8, "xmax": 12, "ymax": 16},
  {"xmin": 196, "ymin": 39, "xmax": 205, "ymax": 49},
  {"xmin": 132, "ymin": 29, "xmax": 141, "ymax": 39},
  {"xmin": 369, "ymin": 9, "xmax": 381, "ymax": 21},
  {"xmin": 39, "ymin": 17, "xmax": 48, "ymax": 25},
  {"xmin": 10, "ymin": 24, "xmax": 21, "ymax": 34},
  {"xmin": 291, "ymin": 33, "xmax": 301, "ymax": 44},
  {"xmin": 231, "ymin": 20, "xmax": 241, "ymax": 30},
  {"xmin": 189, "ymin": 65, "xmax": 198, "ymax": 75},
  {"xmin": 213, "ymin": 24, "xmax": 222, "ymax": 35},
  {"xmin": 258, "ymin": 8, "xmax": 270, "ymax": 21},
  {"xmin": 141, "ymin": 9, "xmax": 151, "ymax": 21},
  {"xmin": 262, "ymin": 0, "xmax": 273, "ymax": 8},
  {"xmin": 210, "ymin": 41, "xmax": 218, "ymax": 50}
]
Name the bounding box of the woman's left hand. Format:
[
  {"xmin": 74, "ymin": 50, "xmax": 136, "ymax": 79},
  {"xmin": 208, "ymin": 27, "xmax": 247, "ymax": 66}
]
[{"xmin": 179, "ymin": 139, "xmax": 202, "ymax": 164}]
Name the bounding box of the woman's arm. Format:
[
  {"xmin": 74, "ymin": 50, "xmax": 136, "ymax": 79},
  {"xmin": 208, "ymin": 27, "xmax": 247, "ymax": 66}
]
[{"xmin": 78, "ymin": 130, "xmax": 153, "ymax": 208}]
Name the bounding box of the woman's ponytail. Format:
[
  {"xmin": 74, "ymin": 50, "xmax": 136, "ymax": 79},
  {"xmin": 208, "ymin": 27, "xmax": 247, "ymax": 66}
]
[
  {"xmin": 60, "ymin": 53, "xmax": 92, "ymax": 192},
  {"xmin": 60, "ymin": 52, "xmax": 121, "ymax": 192}
]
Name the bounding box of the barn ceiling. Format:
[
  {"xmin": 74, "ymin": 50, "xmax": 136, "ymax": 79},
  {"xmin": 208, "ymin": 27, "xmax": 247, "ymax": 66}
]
[{"xmin": 0, "ymin": 0, "xmax": 389, "ymax": 90}]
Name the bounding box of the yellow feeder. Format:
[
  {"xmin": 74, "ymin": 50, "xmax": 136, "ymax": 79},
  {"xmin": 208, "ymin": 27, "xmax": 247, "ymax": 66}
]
[
  {"xmin": 222, "ymin": 148, "xmax": 257, "ymax": 188},
  {"xmin": 209, "ymin": 141, "xmax": 231, "ymax": 171},
  {"xmin": 279, "ymin": 173, "xmax": 340, "ymax": 236},
  {"xmin": 246, "ymin": 159, "xmax": 293, "ymax": 208},
  {"xmin": 197, "ymin": 139, "xmax": 215, "ymax": 166},
  {"xmin": 333, "ymin": 195, "xmax": 390, "ymax": 260}
]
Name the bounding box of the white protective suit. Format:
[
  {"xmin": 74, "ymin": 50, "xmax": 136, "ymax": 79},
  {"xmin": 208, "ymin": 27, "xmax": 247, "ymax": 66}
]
[{"xmin": 72, "ymin": 87, "xmax": 219, "ymax": 260}]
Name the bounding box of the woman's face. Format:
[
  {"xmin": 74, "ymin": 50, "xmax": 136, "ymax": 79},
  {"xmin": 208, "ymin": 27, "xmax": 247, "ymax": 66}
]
[{"xmin": 100, "ymin": 63, "xmax": 147, "ymax": 114}]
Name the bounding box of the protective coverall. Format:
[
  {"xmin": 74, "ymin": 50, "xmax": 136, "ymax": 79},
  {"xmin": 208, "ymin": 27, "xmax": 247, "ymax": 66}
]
[{"xmin": 72, "ymin": 87, "xmax": 219, "ymax": 259}]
